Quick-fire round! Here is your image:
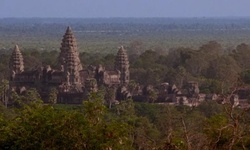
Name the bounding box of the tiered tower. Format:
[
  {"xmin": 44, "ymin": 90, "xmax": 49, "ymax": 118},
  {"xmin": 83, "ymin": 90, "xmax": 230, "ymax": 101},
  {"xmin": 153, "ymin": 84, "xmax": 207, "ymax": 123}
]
[
  {"xmin": 59, "ymin": 27, "xmax": 82, "ymax": 84},
  {"xmin": 64, "ymin": 46, "xmax": 81, "ymax": 84},
  {"xmin": 115, "ymin": 46, "xmax": 130, "ymax": 85},
  {"xmin": 9, "ymin": 45, "xmax": 24, "ymax": 74}
]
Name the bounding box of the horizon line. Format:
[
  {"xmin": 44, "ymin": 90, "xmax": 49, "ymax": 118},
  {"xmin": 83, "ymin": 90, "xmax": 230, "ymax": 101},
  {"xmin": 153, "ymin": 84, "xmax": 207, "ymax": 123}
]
[{"xmin": 1, "ymin": 16, "xmax": 250, "ymax": 19}]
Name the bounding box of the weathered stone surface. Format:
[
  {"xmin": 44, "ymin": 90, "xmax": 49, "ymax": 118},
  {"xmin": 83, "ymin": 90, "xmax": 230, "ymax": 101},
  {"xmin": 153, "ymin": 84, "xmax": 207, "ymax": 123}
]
[
  {"xmin": 57, "ymin": 26, "xmax": 83, "ymax": 85},
  {"xmin": 115, "ymin": 46, "xmax": 130, "ymax": 85},
  {"xmin": 9, "ymin": 45, "xmax": 24, "ymax": 74}
]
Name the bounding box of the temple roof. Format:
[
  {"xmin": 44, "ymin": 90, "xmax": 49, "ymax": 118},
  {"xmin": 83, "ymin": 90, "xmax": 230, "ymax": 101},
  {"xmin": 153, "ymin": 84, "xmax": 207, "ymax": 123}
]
[
  {"xmin": 66, "ymin": 26, "xmax": 72, "ymax": 34},
  {"xmin": 60, "ymin": 26, "xmax": 77, "ymax": 51},
  {"xmin": 115, "ymin": 46, "xmax": 129, "ymax": 68},
  {"xmin": 9, "ymin": 45, "xmax": 24, "ymax": 73},
  {"xmin": 14, "ymin": 45, "xmax": 20, "ymax": 52},
  {"xmin": 115, "ymin": 46, "xmax": 130, "ymax": 85},
  {"xmin": 59, "ymin": 26, "xmax": 83, "ymax": 73}
]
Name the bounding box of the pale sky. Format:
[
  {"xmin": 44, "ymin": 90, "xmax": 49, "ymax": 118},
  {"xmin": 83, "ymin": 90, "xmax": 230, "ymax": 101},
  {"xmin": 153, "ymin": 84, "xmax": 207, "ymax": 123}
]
[{"xmin": 1, "ymin": 0, "xmax": 250, "ymax": 18}]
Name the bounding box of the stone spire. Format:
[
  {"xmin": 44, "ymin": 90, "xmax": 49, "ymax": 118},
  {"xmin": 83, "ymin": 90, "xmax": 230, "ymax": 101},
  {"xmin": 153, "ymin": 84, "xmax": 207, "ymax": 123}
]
[
  {"xmin": 9, "ymin": 45, "xmax": 24, "ymax": 74},
  {"xmin": 115, "ymin": 46, "xmax": 130, "ymax": 85},
  {"xmin": 59, "ymin": 26, "xmax": 82, "ymax": 71},
  {"xmin": 64, "ymin": 46, "xmax": 80, "ymax": 84}
]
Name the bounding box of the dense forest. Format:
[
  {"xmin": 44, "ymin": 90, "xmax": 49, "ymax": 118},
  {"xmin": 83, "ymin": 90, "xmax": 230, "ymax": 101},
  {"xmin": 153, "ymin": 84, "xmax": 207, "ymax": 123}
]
[{"xmin": 1, "ymin": 18, "xmax": 250, "ymax": 149}]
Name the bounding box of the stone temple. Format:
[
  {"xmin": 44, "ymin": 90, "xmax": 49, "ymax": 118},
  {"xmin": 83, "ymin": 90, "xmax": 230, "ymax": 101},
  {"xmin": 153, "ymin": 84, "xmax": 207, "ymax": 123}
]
[{"xmin": 9, "ymin": 27, "xmax": 130, "ymax": 104}]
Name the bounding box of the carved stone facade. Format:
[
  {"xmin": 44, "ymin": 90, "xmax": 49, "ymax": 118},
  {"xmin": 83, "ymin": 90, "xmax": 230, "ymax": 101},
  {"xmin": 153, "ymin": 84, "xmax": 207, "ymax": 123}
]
[
  {"xmin": 9, "ymin": 45, "xmax": 24, "ymax": 76},
  {"xmin": 115, "ymin": 46, "xmax": 130, "ymax": 85},
  {"xmin": 9, "ymin": 27, "xmax": 130, "ymax": 104},
  {"xmin": 59, "ymin": 26, "xmax": 82, "ymax": 72}
]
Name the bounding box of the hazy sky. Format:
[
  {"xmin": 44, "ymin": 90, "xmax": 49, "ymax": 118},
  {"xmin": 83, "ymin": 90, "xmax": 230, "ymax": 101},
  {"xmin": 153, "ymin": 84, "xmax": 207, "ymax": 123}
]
[{"xmin": 1, "ymin": 0, "xmax": 250, "ymax": 18}]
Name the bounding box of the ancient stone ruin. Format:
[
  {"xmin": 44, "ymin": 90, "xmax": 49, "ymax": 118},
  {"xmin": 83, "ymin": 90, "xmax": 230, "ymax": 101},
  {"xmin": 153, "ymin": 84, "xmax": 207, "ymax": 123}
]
[
  {"xmin": 8, "ymin": 26, "xmax": 244, "ymax": 108},
  {"xmin": 9, "ymin": 27, "xmax": 130, "ymax": 104}
]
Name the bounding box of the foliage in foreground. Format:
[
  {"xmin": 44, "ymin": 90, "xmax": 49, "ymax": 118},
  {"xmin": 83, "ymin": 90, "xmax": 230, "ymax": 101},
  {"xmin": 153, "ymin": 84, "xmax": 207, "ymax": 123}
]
[
  {"xmin": 1, "ymin": 91, "xmax": 250, "ymax": 150},
  {"xmin": 0, "ymin": 93, "xmax": 131, "ymax": 149}
]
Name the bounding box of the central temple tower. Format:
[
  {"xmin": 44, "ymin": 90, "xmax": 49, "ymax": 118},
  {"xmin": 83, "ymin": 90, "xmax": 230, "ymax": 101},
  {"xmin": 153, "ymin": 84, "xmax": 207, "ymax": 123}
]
[
  {"xmin": 59, "ymin": 26, "xmax": 82, "ymax": 84},
  {"xmin": 115, "ymin": 46, "xmax": 130, "ymax": 85},
  {"xmin": 9, "ymin": 45, "xmax": 24, "ymax": 74}
]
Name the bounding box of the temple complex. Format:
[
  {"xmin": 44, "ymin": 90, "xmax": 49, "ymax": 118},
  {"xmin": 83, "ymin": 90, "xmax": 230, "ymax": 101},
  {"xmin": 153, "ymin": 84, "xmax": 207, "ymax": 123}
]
[
  {"xmin": 9, "ymin": 26, "xmax": 129, "ymax": 104},
  {"xmin": 6, "ymin": 26, "xmax": 212, "ymax": 106},
  {"xmin": 8, "ymin": 26, "xmax": 246, "ymax": 108}
]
